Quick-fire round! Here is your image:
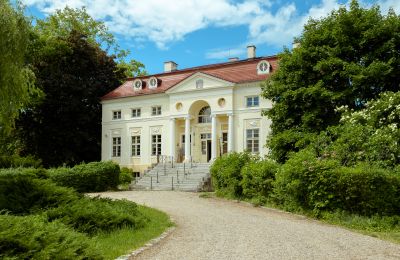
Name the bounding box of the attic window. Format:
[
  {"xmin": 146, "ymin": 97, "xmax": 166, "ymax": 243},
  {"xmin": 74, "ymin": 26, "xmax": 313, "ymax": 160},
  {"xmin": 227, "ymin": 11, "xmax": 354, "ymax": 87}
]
[
  {"xmin": 133, "ymin": 79, "xmax": 142, "ymax": 90},
  {"xmin": 196, "ymin": 79, "xmax": 203, "ymax": 89},
  {"xmin": 257, "ymin": 60, "xmax": 270, "ymax": 75},
  {"xmin": 148, "ymin": 77, "xmax": 158, "ymax": 89}
]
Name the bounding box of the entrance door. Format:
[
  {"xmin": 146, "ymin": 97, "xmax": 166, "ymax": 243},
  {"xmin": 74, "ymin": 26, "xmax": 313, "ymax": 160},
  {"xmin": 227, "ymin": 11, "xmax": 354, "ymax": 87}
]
[{"xmin": 207, "ymin": 140, "xmax": 212, "ymax": 162}]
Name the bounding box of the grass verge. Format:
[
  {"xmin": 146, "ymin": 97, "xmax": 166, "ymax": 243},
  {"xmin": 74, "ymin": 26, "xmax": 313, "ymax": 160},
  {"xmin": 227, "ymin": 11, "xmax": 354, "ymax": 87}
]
[
  {"xmin": 93, "ymin": 205, "xmax": 173, "ymax": 259},
  {"xmin": 199, "ymin": 192, "xmax": 400, "ymax": 244}
]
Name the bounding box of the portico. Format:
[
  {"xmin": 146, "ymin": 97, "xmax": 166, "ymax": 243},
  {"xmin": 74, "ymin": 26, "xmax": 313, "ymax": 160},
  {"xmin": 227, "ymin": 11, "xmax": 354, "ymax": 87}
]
[{"xmin": 169, "ymin": 100, "xmax": 234, "ymax": 163}]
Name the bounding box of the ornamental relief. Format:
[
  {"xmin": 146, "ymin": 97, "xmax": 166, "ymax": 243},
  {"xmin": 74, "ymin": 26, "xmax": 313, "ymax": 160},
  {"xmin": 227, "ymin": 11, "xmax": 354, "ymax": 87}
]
[
  {"xmin": 130, "ymin": 128, "xmax": 141, "ymax": 135},
  {"xmin": 245, "ymin": 119, "xmax": 260, "ymax": 128},
  {"xmin": 150, "ymin": 126, "xmax": 162, "ymax": 134}
]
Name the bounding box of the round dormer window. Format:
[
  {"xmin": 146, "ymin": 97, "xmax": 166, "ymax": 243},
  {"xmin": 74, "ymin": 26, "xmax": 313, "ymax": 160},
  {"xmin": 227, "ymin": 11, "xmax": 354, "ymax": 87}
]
[
  {"xmin": 148, "ymin": 77, "xmax": 158, "ymax": 89},
  {"xmin": 133, "ymin": 79, "xmax": 142, "ymax": 90},
  {"xmin": 257, "ymin": 60, "xmax": 270, "ymax": 75}
]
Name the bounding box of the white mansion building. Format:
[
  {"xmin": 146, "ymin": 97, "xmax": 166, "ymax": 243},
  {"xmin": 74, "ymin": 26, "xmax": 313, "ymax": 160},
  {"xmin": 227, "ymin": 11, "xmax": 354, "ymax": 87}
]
[{"xmin": 101, "ymin": 46, "xmax": 277, "ymax": 174}]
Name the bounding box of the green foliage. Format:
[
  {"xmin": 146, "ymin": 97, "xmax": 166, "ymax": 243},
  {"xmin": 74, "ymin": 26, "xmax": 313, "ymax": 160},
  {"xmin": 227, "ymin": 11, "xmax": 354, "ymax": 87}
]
[
  {"xmin": 262, "ymin": 1, "xmax": 400, "ymax": 162},
  {"xmin": 273, "ymin": 149, "xmax": 400, "ymax": 216},
  {"xmin": 241, "ymin": 160, "xmax": 279, "ymax": 201},
  {"xmin": 0, "ymin": 154, "xmax": 42, "ymax": 168},
  {"xmin": 17, "ymin": 31, "xmax": 125, "ymax": 167},
  {"xmin": 119, "ymin": 167, "xmax": 133, "ymax": 184},
  {"xmin": 210, "ymin": 152, "xmax": 252, "ymax": 198},
  {"xmin": 0, "ymin": 0, "xmax": 41, "ymax": 134},
  {"xmin": 117, "ymin": 59, "xmax": 147, "ymax": 78},
  {"xmin": 0, "ymin": 171, "xmax": 79, "ymax": 214},
  {"xmin": 49, "ymin": 161, "xmax": 120, "ymax": 192},
  {"xmin": 0, "ymin": 214, "xmax": 102, "ymax": 259},
  {"xmin": 34, "ymin": 6, "xmax": 119, "ymax": 57},
  {"xmin": 46, "ymin": 197, "xmax": 147, "ymax": 235}
]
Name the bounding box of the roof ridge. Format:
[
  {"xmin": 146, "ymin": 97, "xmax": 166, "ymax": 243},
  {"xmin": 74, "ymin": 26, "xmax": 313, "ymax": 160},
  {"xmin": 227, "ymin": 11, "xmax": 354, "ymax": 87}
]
[{"xmin": 125, "ymin": 55, "xmax": 277, "ymax": 80}]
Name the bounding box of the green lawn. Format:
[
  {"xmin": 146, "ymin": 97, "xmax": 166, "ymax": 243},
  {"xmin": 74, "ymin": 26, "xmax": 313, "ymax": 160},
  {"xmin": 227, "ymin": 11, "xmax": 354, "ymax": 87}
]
[{"xmin": 93, "ymin": 205, "xmax": 173, "ymax": 259}]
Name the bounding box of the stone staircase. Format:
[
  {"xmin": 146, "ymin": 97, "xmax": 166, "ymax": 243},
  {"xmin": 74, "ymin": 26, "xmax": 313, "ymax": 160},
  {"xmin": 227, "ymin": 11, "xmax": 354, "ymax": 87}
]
[{"xmin": 130, "ymin": 162, "xmax": 211, "ymax": 192}]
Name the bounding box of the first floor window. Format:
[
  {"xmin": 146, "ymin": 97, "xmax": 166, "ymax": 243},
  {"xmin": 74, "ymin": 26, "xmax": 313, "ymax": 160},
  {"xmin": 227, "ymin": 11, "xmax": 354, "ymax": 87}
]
[
  {"xmin": 246, "ymin": 129, "xmax": 259, "ymax": 153},
  {"xmin": 112, "ymin": 110, "xmax": 121, "ymax": 120},
  {"xmin": 112, "ymin": 137, "xmax": 121, "ymax": 157},
  {"xmin": 152, "ymin": 134, "xmax": 162, "ymax": 155},
  {"xmin": 131, "ymin": 136, "xmax": 140, "ymax": 156},
  {"xmin": 152, "ymin": 106, "xmax": 162, "ymax": 116},
  {"xmin": 246, "ymin": 96, "xmax": 259, "ymax": 107},
  {"xmin": 131, "ymin": 108, "xmax": 141, "ymax": 118}
]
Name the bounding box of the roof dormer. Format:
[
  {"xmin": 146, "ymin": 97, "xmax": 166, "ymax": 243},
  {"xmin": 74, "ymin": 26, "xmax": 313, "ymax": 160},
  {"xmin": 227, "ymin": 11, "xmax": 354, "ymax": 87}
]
[{"xmin": 133, "ymin": 79, "xmax": 143, "ymax": 91}]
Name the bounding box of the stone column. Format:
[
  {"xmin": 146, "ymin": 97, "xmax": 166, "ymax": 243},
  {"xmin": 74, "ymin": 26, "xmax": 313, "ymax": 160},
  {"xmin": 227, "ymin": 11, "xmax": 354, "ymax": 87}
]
[
  {"xmin": 211, "ymin": 114, "xmax": 217, "ymax": 160},
  {"xmin": 184, "ymin": 116, "xmax": 191, "ymax": 161},
  {"xmin": 228, "ymin": 113, "xmax": 234, "ymax": 152},
  {"xmin": 170, "ymin": 118, "xmax": 176, "ymax": 162}
]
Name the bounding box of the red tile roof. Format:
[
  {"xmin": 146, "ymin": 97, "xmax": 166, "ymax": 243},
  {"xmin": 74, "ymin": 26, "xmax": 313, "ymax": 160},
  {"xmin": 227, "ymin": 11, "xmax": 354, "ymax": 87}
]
[{"xmin": 101, "ymin": 56, "xmax": 278, "ymax": 100}]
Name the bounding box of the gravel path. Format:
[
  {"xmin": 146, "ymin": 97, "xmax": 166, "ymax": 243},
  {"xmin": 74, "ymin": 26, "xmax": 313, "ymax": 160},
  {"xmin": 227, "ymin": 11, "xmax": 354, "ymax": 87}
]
[{"xmin": 99, "ymin": 191, "xmax": 400, "ymax": 260}]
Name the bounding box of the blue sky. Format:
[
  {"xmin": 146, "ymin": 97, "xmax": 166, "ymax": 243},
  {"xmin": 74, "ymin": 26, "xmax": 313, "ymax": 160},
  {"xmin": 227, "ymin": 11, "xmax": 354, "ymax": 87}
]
[{"xmin": 23, "ymin": 0, "xmax": 399, "ymax": 74}]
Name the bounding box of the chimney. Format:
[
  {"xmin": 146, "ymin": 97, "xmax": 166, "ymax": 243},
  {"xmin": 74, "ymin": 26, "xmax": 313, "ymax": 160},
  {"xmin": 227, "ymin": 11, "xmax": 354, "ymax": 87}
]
[
  {"xmin": 228, "ymin": 57, "xmax": 239, "ymax": 62},
  {"xmin": 247, "ymin": 45, "xmax": 256, "ymax": 59},
  {"xmin": 292, "ymin": 42, "xmax": 300, "ymax": 49},
  {"xmin": 164, "ymin": 61, "xmax": 178, "ymax": 72}
]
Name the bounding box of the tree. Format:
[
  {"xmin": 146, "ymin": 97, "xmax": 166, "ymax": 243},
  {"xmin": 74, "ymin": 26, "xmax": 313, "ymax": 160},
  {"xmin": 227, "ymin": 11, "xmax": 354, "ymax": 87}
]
[
  {"xmin": 34, "ymin": 6, "xmax": 146, "ymax": 78},
  {"xmin": 262, "ymin": 0, "xmax": 400, "ymax": 162},
  {"xmin": 0, "ymin": 0, "xmax": 40, "ymax": 135},
  {"xmin": 18, "ymin": 31, "xmax": 124, "ymax": 166}
]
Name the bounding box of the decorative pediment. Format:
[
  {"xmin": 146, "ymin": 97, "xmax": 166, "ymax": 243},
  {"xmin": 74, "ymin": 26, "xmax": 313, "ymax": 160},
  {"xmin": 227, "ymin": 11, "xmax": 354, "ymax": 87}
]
[{"xmin": 166, "ymin": 72, "xmax": 234, "ymax": 94}]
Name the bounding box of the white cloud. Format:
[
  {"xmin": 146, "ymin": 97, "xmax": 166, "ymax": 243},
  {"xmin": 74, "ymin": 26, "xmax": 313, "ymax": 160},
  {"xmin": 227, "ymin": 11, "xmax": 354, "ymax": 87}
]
[
  {"xmin": 23, "ymin": 0, "xmax": 270, "ymax": 49},
  {"xmin": 23, "ymin": 0, "xmax": 400, "ymax": 51}
]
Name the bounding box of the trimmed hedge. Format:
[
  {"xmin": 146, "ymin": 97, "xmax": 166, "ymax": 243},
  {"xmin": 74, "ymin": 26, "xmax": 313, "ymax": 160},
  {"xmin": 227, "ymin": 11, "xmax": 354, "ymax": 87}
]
[
  {"xmin": 0, "ymin": 214, "xmax": 102, "ymax": 259},
  {"xmin": 49, "ymin": 161, "xmax": 120, "ymax": 192},
  {"xmin": 0, "ymin": 171, "xmax": 79, "ymax": 215},
  {"xmin": 120, "ymin": 167, "xmax": 133, "ymax": 184},
  {"xmin": 46, "ymin": 197, "xmax": 147, "ymax": 235}
]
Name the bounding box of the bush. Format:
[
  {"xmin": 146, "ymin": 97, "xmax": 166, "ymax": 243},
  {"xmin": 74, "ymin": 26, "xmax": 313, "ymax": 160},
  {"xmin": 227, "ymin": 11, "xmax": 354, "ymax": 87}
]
[
  {"xmin": 0, "ymin": 155, "xmax": 42, "ymax": 168},
  {"xmin": 273, "ymin": 149, "xmax": 400, "ymax": 216},
  {"xmin": 46, "ymin": 197, "xmax": 147, "ymax": 235},
  {"xmin": 0, "ymin": 171, "xmax": 79, "ymax": 215},
  {"xmin": 241, "ymin": 160, "xmax": 279, "ymax": 201},
  {"xmin": 210, "ymin": 152, "xmax": 252, "ymax": 198},
  {"xmin": 49, "ymin": 161, "xmax": 120, "ymax": 192},
  {"xmin": 119, "ymin": 167, "xmax": 133, "ymax": 184},
  {"xmin": 0, "ymin": 214, "xmax": 102, "ymax": 259}
]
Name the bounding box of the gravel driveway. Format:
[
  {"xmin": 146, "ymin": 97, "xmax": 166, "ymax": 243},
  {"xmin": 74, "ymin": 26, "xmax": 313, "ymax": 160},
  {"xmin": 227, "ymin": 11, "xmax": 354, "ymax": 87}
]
[{"xmin": 99, "ymin": 191, "xmax": 400, "ymax": 260}]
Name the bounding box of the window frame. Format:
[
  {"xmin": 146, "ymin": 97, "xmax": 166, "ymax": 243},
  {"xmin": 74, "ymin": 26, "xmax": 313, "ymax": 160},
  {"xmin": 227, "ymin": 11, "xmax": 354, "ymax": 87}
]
[
  {"xmin": 131, "ymin": 108, "xmax": 141, "ymax": 118},
  {"xmin": 112, "ymin": 137, "xmax": 121, "ymax": 157},
  {"xmin": 151, "ymin": 106, "xmax": 162, "ymax": 116},
  {"xmin": 131, "ymin": 135, "xmax": 141, "ymax": 156},
  {"xmin": 198, "ymin": 106, "xmax": 211, "ymax": 123},
  {"xmin": 112, "ymin": 110, "xmax": 122, "ymax": 120},
  {"xmin": 246, "ymin": 128, "xmax": 259, "ymax": 153},
  {"xmin": 246, "ymin": 96, "xmax": 259, "ymax": 108},
  {"xmin": 151, "ymin": 134, "xmax": 162, "ymax": 156}
]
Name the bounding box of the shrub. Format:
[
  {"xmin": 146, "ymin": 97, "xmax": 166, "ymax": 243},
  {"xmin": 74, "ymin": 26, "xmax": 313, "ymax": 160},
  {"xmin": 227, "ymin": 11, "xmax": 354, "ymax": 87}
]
[
  {"xmin": 211, "ymin": 152, "xmax": 252, "ymax": 198},
  {"xmin": 0, "ymin": 167, "xmax": 48, "ymax": 179},
  {"xmin": 0, "ymin": 155, "xmax": 42, "ymax": 168},
  {"xmin": 46, "ymin": 197, "xmax": 147, "ymax": 235},
  {"xmin": 49, "ymin": 161, "xmax": 120, "ymax": 192},
  {"xmin": 0, "ymin": 171, "xmax": 79, "ymax": 215},
  {"xmin": 119, "ymin": 167, "xmax": 133, "ymax": 184},
  {"xmin": 274, "ymin": 149, "xmax": 400, "ymax": 216},
  {"xmin": 241, "ymin": 160, "xmax": 279, "ymax": 201},
  {"xmin": 335, "ymin": 165, "xmax": 400, "ymax": 216},
  {"xmin": 273, "ymin": 149, "xmax": 340, "ymax": 212},
  {"xmin": 0, "ymin": 214, "xmax": 102, "ymax": 259}
]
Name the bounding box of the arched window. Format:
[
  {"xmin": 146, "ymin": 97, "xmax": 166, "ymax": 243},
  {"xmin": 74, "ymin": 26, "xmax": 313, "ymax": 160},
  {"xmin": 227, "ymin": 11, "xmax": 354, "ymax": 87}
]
[{"xmin": 198, "ymin": 106, "xmax": 211, "ymax": 123}]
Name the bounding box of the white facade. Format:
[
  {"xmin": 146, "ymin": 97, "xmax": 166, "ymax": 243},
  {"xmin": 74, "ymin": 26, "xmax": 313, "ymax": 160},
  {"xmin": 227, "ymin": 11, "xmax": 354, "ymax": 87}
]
[{"xmin": 101, "ymin": 57, "xmax": 274, "ymax": 174}]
